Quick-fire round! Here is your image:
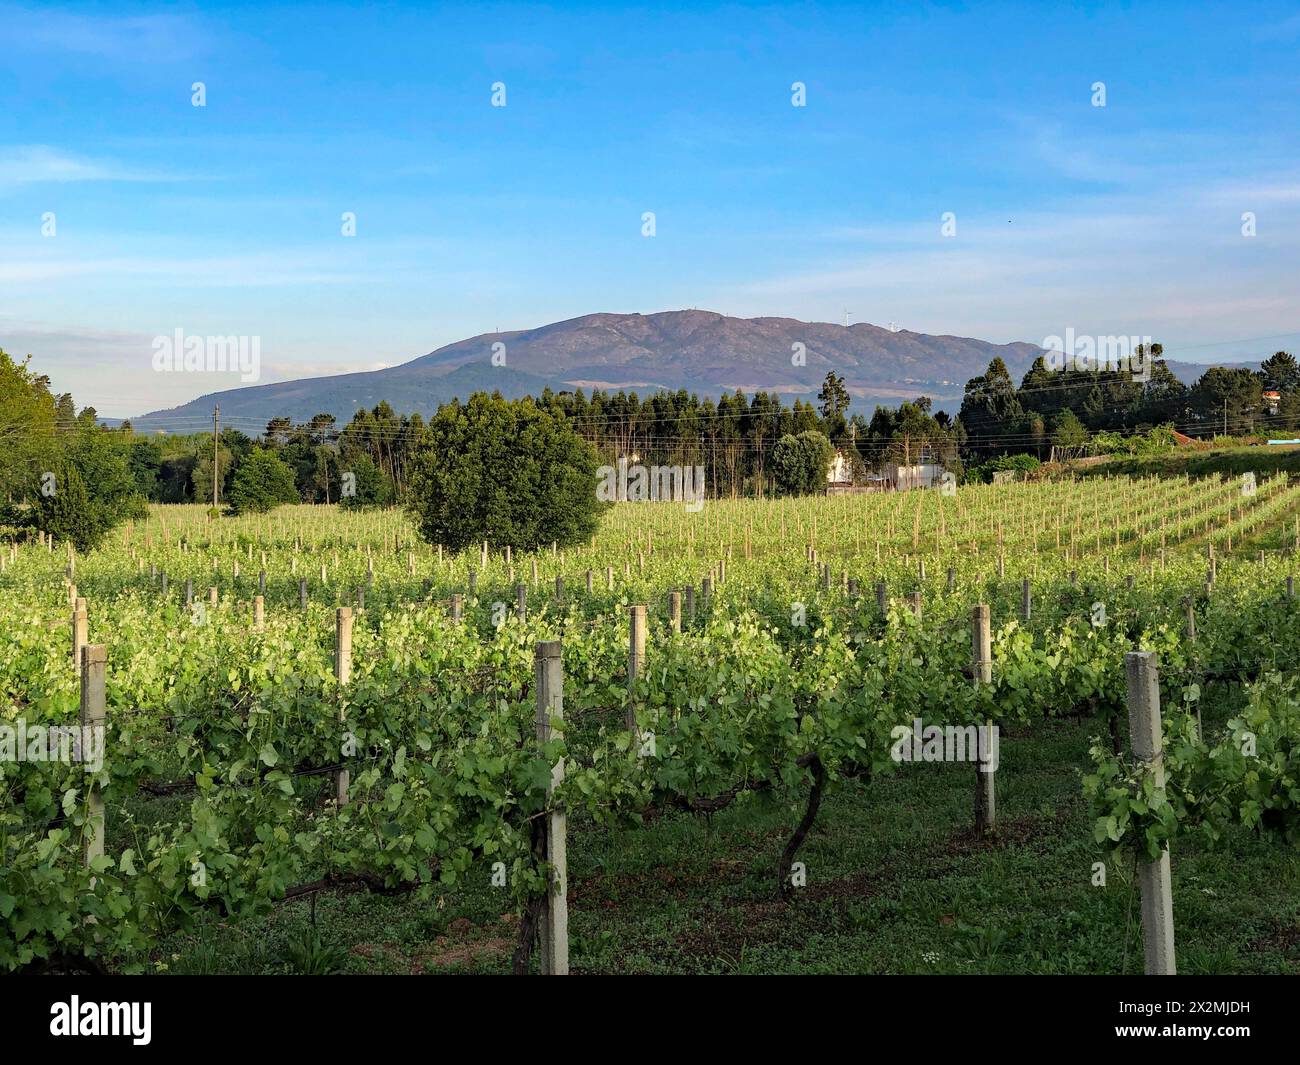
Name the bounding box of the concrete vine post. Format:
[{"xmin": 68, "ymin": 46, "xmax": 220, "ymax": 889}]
[
  {"xmin": 533, "ymin": 640, "xmax": 568, "ymax": 975},
  {"xmin": 627, "ymin": 604, "xmax": 646, "ymax": 732},
  {"xmin": 80, "ymin": 645, "xmax": 107, "ymax": 869},
  {"xmin": 972, "ymin": 604, "xmax": 995, "ymax": 836},
  {"xmin": 1125, "ymin": 651, "xmax": 1177, "ymax": 975},
  {"xmin": 335, "ymin": 608, "xmax": 354, "ymax": 807}
]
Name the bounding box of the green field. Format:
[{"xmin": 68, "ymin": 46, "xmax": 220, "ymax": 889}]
[{"xmin": 4, "ymin": 480, "xmax": 1300, "ymax": 974}]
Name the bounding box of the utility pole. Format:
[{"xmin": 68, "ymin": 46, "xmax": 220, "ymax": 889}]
[{"xmin": 213, "ymin": 404, "xmax": 220, "ymax": 508}]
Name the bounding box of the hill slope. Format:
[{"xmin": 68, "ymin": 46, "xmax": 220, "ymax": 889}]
[{"xmin": 129, "ymin": 310, "xmax": 1057, "ymax": 432}]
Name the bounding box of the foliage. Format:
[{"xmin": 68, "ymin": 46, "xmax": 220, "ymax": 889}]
[
  {"xmin": 2, "ymin": 414, "xmax": 147, "ymax": 551},
  {"xmin": 771, "ymin": 431, "xmax": 835, "ymax": 494},
  {"xmin": 338, "ymin": 454, "xmax": 391, "ymax": 509},
  {"xmin": 0, "ymin": 350, "xmax": 58, "ymax": 503},
  {"xmin": 967, "ymin": 453, "xmax": 1040, "ymax": 483},
  {"xmin": 857, "ymin": 399, "xmax": 959, "ymax": 470},
  {"xmin": 1050, "ymin": 409, "xmax": 1089, "ymax": 448},
  {"xmin": 405, "ymin": 392, "xmax": 602, "ymax": 551},
  {"xmin": 190, "ymin": 443, "xmax": 233, "ymax": 507},
  {"xmin": 1091, "ymin": 425, "xmax": 1181, "ymax": 457},
  {"xmin": 226, "ymin": 448, "xmax": 300, "ymax": 514},
  {"xmin": 4, "ymin": 477, "xmax": 1300, "ymax": 971},
  {"xmin": 24, "ymin": 462, "xmax": 94, "ymax": 550},
  {"xmin": 817, "ymin": 371, "xmax": 851, "ymax": 439}
]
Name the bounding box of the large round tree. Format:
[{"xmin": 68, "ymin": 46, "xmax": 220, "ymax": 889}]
[
  {"xmin": 226, "ymin": 447, "xmax": 299, "ymax": 514},
  {"xmin": 772, "ymin": 430, "xmax": 835, "ymax": 495},
  {"xmin": 406, "ymin": 393, "xmax": 602, "ymax": 552}
]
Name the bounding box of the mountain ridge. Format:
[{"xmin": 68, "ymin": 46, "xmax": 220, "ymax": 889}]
[{"xmin": 124, "ymin": 310, "xmax": 1250, "ymax": 433}]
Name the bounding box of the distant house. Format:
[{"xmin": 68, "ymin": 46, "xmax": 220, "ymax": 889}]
[
  {"xmin": 1264, "ymin": 391, "xmax": 1281, "ymax": 416},
  {"xmin": 886, "ymin": 462, "xmax": 945, "ymax": 491},
  {"xmin": 828, "ymin": 450, "xmax": 853, "ymax": 487},
  {"xmin": 826, "ymin": 450, "xmax": 890, "ymax": 494}
]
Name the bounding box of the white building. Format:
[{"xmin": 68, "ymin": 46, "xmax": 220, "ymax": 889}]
[
  {"xmin": 886, "ymin": 462, "xmax": 945, "ymax": 491},
  {"xmin": 828, "ymin": 450, "xmax": 853, "ymax": 486}
]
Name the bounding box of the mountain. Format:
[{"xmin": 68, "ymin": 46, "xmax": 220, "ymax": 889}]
[
  {"xmin": 130, "ymin": 363, "xmax": 564, "ymax": 435},
  {"xmin": 127, "ymin": 310, "xmax": 1056, "ymax": 433}
]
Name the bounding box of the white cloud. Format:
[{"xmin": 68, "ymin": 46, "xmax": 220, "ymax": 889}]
[
  {"xmin": 0, "ymin": 251, "xmax": 373, "ymax": 288},
  {"xmin": 0, "ymin": 145, "xmax": 191, "ymax": 191},
  {"xmin": 720, "ymin": 164, "xmax": 1299, "ymax": 353}
]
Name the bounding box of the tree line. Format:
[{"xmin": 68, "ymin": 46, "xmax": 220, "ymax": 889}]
[
  {"xmin": 6, "ymin": 342, "xmax": 1298, "ymax": 552},
  {"xmin": 958, "ymin": 348, "xmax": 1300, "ymax": 460}
]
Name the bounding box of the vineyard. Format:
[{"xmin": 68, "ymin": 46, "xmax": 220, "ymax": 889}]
[{"xmin": 3, "ymin": 474, "xmax": 1300, "ymax": 975}]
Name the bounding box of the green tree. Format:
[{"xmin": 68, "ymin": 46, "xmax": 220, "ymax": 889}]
[
  {"xmin": 1051, "ymin": 409, "xmax": 1090, "ymax": 449},
  {"xmin": 771, "ymin": 431, "xmax": 835, "ymax": 495},
  {"xmin": 817, "ymin": 371, "xmax": 851, "ymax": 439},
  {"xmin": 1136, "ymin": 358, "xmax": 1189, "ymax": 426},
  {"xmin": 1258, "ymin": 351, "xmax": 1300, "ymax": 394},
  {"xmin": 226, "ymin": 448, "xmax": 300, "ymax": 514},
  {"xmin": 128, "ymin": 437, "xmax": 163, "ymax": 499},
  {"xmin": 26, "ymin": 462, "xmax": 96, "ymax": 551},
  {"xmin": 406, "ymin": 393, "xmax": 602, "ymax": 551},
  {"xmin": 67, "ymin": 428, "xmax": 147, "ymax": 523},
  {"xmin": 339, "ymin": 453, "xmax": 391, "ymax": 509},
  {"xmin": 191, "ymin": 443, "xmax": 233, "ymax": 506},
  {"xmin": 1257, "ymin": 351, "xmax": 1300, "ymax": 432},
  {"xmin": 0, "ymin": 350, "xmax": 57, "ymax": 502},
  {"xmin": 1192, "ymin": 367, "xmax": 1263, "ymax": 435},
  {"xmin": 15, "ymin": 427, "xmax": 146, "ymax": 551},
  {"xmin": 958, "ymin": 357, "xmax": 1024, "ymax": 454}
]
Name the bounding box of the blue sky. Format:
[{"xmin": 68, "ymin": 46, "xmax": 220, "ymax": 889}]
[{"xmin": 1, "ymin": 0, "xmax": 1298, "ymax": 417}]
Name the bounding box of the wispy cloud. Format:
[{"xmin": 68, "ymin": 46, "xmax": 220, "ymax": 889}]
[
  {"xmin": 0, "ymin": 251, "xmax": 375, "ymax": 288},
  {"xmin": 0, "ymin": 145, "xmax": 191, "ymax": 191},
  {"xmin": 720, "ymin": 171, "xmax": 1299, "ymax": 352},
  {"xmin": 0, "ymin": 318, "xmax": 153, "ymax": 357}
]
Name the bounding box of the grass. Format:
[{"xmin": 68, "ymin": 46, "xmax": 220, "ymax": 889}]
[
  {"xmin": 151, "ymin": 714, "xmax": 1300, "ymax": 975},
  {"xmin": 1085, "ymin": 443, "xmax": 1300, "ymax": 481}
]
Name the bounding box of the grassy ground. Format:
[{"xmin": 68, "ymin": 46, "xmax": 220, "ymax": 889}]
[
  {"xmin": 1084, "ymin": 443, "xmax": 1300, "ymax": 481},
  {"xmin": 153, "ymin": 714, "xmax": 1300, "ymax": 975}
]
